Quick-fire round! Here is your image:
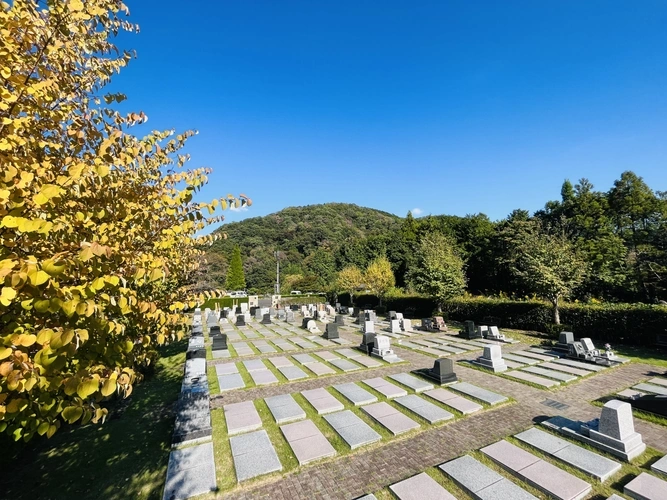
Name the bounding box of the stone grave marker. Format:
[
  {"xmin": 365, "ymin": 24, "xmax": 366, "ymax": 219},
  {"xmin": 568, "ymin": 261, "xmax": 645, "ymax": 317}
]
[{"xmin": 472, "ymin": 345, "xmax": 507, "ymax": 373}]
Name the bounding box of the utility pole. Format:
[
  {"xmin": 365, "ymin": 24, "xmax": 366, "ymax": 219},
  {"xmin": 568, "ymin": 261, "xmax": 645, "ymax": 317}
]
[{"xmin": 274, "ymin": 250, "xmax": 280, "ymax": 295}]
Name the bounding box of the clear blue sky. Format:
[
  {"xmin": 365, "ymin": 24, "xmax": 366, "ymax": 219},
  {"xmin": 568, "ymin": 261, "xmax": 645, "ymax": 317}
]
[{"xmin": 112, "ymin": 0, "xmax": 667, "ymax": 230}]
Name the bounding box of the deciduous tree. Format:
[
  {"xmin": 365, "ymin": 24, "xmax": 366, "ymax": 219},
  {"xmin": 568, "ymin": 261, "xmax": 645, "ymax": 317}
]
[
  {"xmin": 225, "ymin": 246, "xmax": 246, "ymax": 291},
  {"xmin": 364, "ymin": 257, "xmax": 395, "ymax": 306}
]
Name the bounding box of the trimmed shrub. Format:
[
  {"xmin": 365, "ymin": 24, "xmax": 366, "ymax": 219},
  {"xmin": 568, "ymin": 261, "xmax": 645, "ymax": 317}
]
[
  {"xmin": 280, "ymin": 295, "xmax": 326, "ymax": 306},
  {"xmin": 200, "ymin": 297, "xmax": 249, "ymax": 309},
  {"xmin": 441, "ymin": 297, "xmax": 667, "ymax": 346},
  {"xmin": 353, "ymin": 294, "xmax": 439, "ymax": 318}
]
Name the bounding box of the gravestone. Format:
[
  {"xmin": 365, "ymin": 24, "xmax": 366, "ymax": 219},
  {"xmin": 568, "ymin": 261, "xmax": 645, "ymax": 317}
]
[
  {"xmin": 302, "ymin": 318, "xmax": 311, "ymax": 329},
  {"xmin": 356, "ymin": 312, "xmax": 365, "ymax": 324},
  {"xmin": 324, "ymin": 323, "xmax": 339, "ymax": 340},
  {"xmin": 371, "ymin": 334, "xmax": 400, "ymax": 362},
  {"xmin": 307, "ymin": 320, "xmax": 320, "ymax": 333},
  {"xmin": 587, "ymin": 400, "xmax": 646, "ymax": 460},
  {"xmin": 212, "ymin": 334, "xmax": 228, "ymax": 351},
  {"xmin": 487, "ymin": 325, "xmax": 506, "ymax": 341},
  {"xmin": 473, "ymin": 345, "xmax": 507, "ymax": 372},
  {"xmin": 477, "ymin": 325, "xmax": 489, "ymax": 338},
  {"xmin": 254, "ymin": 308, "xmax": 263, "ymax": 320},
  {"xmin": 250, "ymin": 306, "xmax": 258, "ymax": 317},
  {"xmin": 401, "ymin": 318, "xmax": 413, "ymax": 332},
  {"xmin": 388, "ymin": 311, "xmax": 397, "ymax": 321},
  {"xmin": 236, "ymin": 315, "xmax": 246, "ymax": 327},
  {"xmin": 261, "ymin": 313, "xmax": 272, "ymax": 325},
  {"xmin": 360, "ymin": 331, "xmax": 376, "ymax": 355},
  {"xmin": 209, "ymin": 326, "xmax": 221, "ymax": 337},
  {"xmin": 422, "ymin": 318, "xmax": 435, "ymax": 332},
  {"xmin": 285, "ymin": 310, "xmax": 295, "ymax": 322},
  {"xmin": 277, "ymin": 309, "xmax": 286, "ymax": 319},
  {"xmin": 240, "ymin": 302, "xmax": 249, "ymax": 312},
  {"xmin": 364, "ymin": 320, "xmax": 375, "ymax": 334},
  {"xmin": 390, "ymin": 319, "xmax": 402, "ymax": 334},
  {"xmin": 335, "ymin": 315, "xmax": 345, "ymax": 326},
  {"xmin": 415, "ymin": 358, "xmax": 457, "ymax": 385},
  {"xmin": 555, "ymin": 331, "xmax": 575, "ymax": 351},
  {"xmin": 235, "ymin": 306, "xmax": 242, "ymax": 315},
  {"xmin": 460, "ymin": 320, "xmax": 481, "ymax": 339},
  {"xmin": 186, "ymin": 348, "xmax": 207, "ymax": 359},
  {"xmin": 433, "ymin": 317, "xmax": 447, "ymax": 331}
]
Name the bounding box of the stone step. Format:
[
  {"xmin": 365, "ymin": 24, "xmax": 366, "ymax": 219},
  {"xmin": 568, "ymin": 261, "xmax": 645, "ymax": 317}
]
[
  {"xmin": 506, "ymin": 370, "xmax": 560, "ymax": 388},
  {"xmin": 230, "ymin": 430, "xmax": 282, "ymax": 482},
  {"xmin": 362, "ymin": 402, "xmax": 420, "ymax": 435},
  {"xmin": 393, "ymin": 394, "xmax": 454, "ymax": 424},
  {"xmin": 520, "ymin": 366, "xmax": 578, "ymax": 383},
  {"xmin": 389, "ymin": 472, "xmax": 456, "ymax": 500},
  {"xmin": 388, "ymin": 373, "xmax": 434, "ymax": 393},
  {"xmin": 333, "ymin": 382, "xmax": 377, "ymax": 406},
  {"xmin": 280, "ymin": 419, "xmax": 336, "ymax": 465},
  {"xmin": 624, "ymin": 472, "xmax": 667, "ymax": 500},
  {"xmin": 323, "ymin": 410, "xmax": 382, "ymax": 449},
  {"xmin": 449, "ymin": 382, "xmax": 508, "ymax": 405},
  {"xmin": 439, "ymin": 454, "xmax": 537, "ymax": 500},
  {"xmin": 515, "ymin": 427, "xmax": 621, "ymax": 482},
  {"xmin": 481, "ymin": 439, "xmax": 591, "ymax": 500}
]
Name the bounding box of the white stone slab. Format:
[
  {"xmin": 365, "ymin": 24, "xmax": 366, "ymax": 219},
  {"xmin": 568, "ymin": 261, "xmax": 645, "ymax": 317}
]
[
  {"xmin": 363, "ymin": 377, "xmax": 408, "ymax": 399},
  {"xmin": 264, "ymin": 394, "xmax": 306, "ymax": 424},
  {"xmin": 163, "ymin": 442, "xmax": 216, "ymax": 500},
  {"xmin": 333, "ymin": 382, "xmax": 377, "ymax": 406},
  {"xmin": 449, "ymin": 382, "xmax": 508, "ymax": 405},
  {"xmin": 324, "ymin": 410, "xmax": 382, "ymax": 449},
  {"xmin": 280, "ymin": 419, "xmax": 336, "ymax": 465},
  {"xmin": 305, "ymin": 361, "xmax": 336, "ymax": 376},
  {"xmin": 224, "ymin": 401, "xmax": 262, "ymax": 435},
  {"xmin": 362, "ymin": 402, "xmax": 420, "ymax": 435},
  {"xmin": 230, "ymin": 430, "xmax": 282, "ymax": 482},
  {"xmin": 218, "ymin": 373, "xmax": 245, "ymax": 392},
  {"xmin": 552, "ymin": 358, "xmax": 606, "ymax": 372},
  {"xmin": 389, "ymin": 472, "xmax": 457, "ymax": 500},
  {"xmin": 424, "ymin": 388, "xmax": 483, "ymax": 414},
  {"xmin": 540, "ymin": 362, "xmax": 591, "ymax": 377},
  {"xmin": 388, "ymin": 373, "xmax": 434, "ymax": 393},
  {"xmin": 249, "ymin": 369, "xmax": 279, "ymax": 386},
  {"xmin": 301, "ymin": 387, "xmax": 345, "ymax": 414},
  {"xmin": 506, "ymin": 370, "xmax": 560, "ymax": 388},
  {"xmin": 624, "ymin": 472, "xmax": 667, "ymax": 500},
  {"xmin": 521, "ymin": 366, "xmax": 578, "ymax": 383},
  {"xmin": 394, "ymin": 394, "xmax": 454, "ymax": 423},
  {"xmin": 633, "ymin": 383, "xmax": 667, "ymax": 396}
]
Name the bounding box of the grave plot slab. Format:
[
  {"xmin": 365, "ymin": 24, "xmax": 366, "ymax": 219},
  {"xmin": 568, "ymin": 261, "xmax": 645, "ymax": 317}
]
[
  {"xmin": 521, "ymin": 366, "xmax": 578, "ymax": 383},
  {"xmin": 648, "ymin": 377, "xmax": 667, "ymax": 388},
  {"xmin": 230, "ymin": 430, "xmax": 282, "ymax": 482},
  {"xmin": 212, "ymin": 350, "xmax": 231, "ymax": 359},
  {"xmin": 633, "ymin": 383, "xmax": 667, "ymax": 396},
  {"xmin": 515, "ymin": 351, "xmax": 555, "ymax": 362},
  {"xmin": 411, "ymin": 339, "xmax": 438, "ymax": 347},
  {"xmin": 324, "ymin": 410, "xmax": 382, "ymax": 449},
  {"xmin": 330, "ymin": 358, "xmax": 362, "ymax": 372},
  {"xmin": 449, "ymin": 382, "xmax": 508, "ymax": 405},
  {"xmin": 274, "ymin": 341, "xmax": 297, "ymax": 351},
  {"xmin": 256, "ymin": 344, "xmax": 276, "ymax": 353},
  {"xmin": 482, "ymin": 440, "xmax": 591, "ymax": 500},
  {"xmin": 218, "ymin": 373, "xmax": 245, "ymax": 392},
  {"xmin": 503, "ymin": 353, "xmax": 540, "ymax": 365},
  {"xmin": 223, "ymin": 401, "xmax": 262, "ymax": 435},
  {"xmin": 336, "ymin": 348, "xmax": 362, "ymax": 358},
  {"xmin": 330, "ymin": 338, "xmax": 352, "ymax": 345},
  {"xmin": 279, "ymin": 365, "xmax": 309, "ymax": 381},
  {"xmin": 439, "ymin": 454, "xmax": 537, "ymax": 500},
  {"xmin": 617, "ymin": 389, "xmax": 646, "ymax": 398},
  {"xmin": 540, "ymin": 362, "xmax": 591, "ymax": 377},
  {"xmin": 215, "ymin": 363, "xmax": 239, "ymax": 376},
  {"xmin": 333, "ymin": 383, "xmax": 377, "ymax": 406},
  {"xmin": 394, "ymin": 394, "xmax": 454, "ymax": 424},
  {"xmin": 162, "ymin": 442, "xmax": 216, "ymax": 500},
  {"xmin": 516, "ymin": 428, "xmax": 621, "ymax": 482},
  {"xmin": 624, "ymin": 472, "xmax": 667, "ymax": 500},
  {"xmin": 316, "ymin": 351, "xmax": 340, "ymax": 361},
  {"xmin": 389, "ymin": 472, "xmax": 456, "ymax": 500},
  {"xmin": 294, "ymin": 339, "xmax": 317, "ymax": 349},
  {"xmin": 268, "ymin": 356, "xmax": 293, "ymax": 368},
  {"xmin": 551, "ymin": 358, "xmax": 606, "ymax": 372},
  {"xmin": 388, "ymin": 373, "xmax": 434, "ymax": 393},
  {"xmin": 433, "ymin": 345, "xmax": 465, "ymax": 354},
  {"xmin": 420, "ymin": 347, "xmax": 450, "ymax": 357},
  {"xmin": 504, "ymin": 360, "xmax": 524, "ymax": 369},
  {"xmin": 397, "ymin": 341, "xmax": 420, "ymax": 349},
  {"xmin": 506, "ymin": 370, "xmax": 560, "ymax": 388},
  {"xmin": 305, "ymin": 362, "xmax": 336, "ymax": 376},
  {"xmin": 243, "ymin": 359, "xmax": 267, "ymax": 372},
  {"xmin": 293, "ymin": 353, "xmax": 318, "ymax": 365},
  {"xmin": 362, "ymin": 402, "xmax": 420, "ymax": 435},
  {"xmin": 301, "ymin": 387, "xmax": 345, "ymax": 414},
  {"xmin": 264, "ymin": 394, "xmax": 306, "ymax": 424},
  {"xmin": 243, "ymin": 332, "xmax": 259, "ymax": 339},
  {"xmin": 249, "ymin": 369, "xmax": 279, "ymax": 386},
  {"xmin": 424, "ymin": 388, "xmax": 483, "ymax": 414},
  {"xmin": 353, "ymin": 356, "xmax": 383, "ymax": 368},
  {"xmin": 280, "ymin": 419, "xmax": 336, "ymax": 465},
  {"xmin": 527, "ymin": 347, "xmax": 559, "ymax": 357},
  {"xmin": 363, "ymin": 377, "xmax": 408, "ymax": 399},
  {"xmin": 447, "ymin": 342, "xmax": 479, "ymax": 351},
  {"xmin": 231, "ymin": 342, "xmax": 254, "ymax": 356},
  {"xmin": 651, "ymin": 455, "xmax": 667, "ymax": 478}
]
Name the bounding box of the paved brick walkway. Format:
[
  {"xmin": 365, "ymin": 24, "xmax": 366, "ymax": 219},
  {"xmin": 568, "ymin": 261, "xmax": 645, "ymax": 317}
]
[{"xmin": 209, "ymin": 328, "xmax": 667, "ymax": 500}]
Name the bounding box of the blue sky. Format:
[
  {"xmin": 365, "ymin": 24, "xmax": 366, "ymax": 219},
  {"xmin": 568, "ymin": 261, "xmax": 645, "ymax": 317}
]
[{"xmin": 112, "ymin": 1, "xmax": 667, "ymax": 229}]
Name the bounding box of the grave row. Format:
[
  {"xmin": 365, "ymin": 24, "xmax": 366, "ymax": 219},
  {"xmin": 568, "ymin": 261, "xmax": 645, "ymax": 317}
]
[
  {"xmin": 214, "ymin": 349, "xmax": 392, "ymax": 392},
  {"xmin": 221, "ymin": 375, "xmax": 507, "ymax": 482},
  {"xmin": 360, "ymin": 418, "xmax": 667, "ymax": 500},
  {"xmin": 162, "ymin": 310, "xmax": 216, "ymax": 500},
  {"xmin": 223, "ymin": 334, "xmax": 352, "ymax": 358},
  {"xmin": 395, "ymin": 334, "xmax": 493, "ymax": 357}
]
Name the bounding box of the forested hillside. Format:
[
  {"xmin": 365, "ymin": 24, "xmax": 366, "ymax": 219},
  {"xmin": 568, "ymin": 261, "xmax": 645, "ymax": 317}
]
[{"xmin": 205, "ymin": 172, "xmax": 667, "ymax": 303}]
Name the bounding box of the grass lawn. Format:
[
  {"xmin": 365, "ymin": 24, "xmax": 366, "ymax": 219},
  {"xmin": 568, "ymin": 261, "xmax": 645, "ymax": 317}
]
[{"xmin": 0, "ymin": 340, "xmax": 186, "ymax": 500}]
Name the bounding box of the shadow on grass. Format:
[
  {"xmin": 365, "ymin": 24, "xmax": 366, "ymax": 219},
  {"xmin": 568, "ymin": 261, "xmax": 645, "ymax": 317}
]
[{"xmin": 0, "ymin": 340, "xmax": 187, "ymax": 500}]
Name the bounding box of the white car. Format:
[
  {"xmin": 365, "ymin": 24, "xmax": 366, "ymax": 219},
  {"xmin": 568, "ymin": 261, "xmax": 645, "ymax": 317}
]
[{"xmin": 227, "ymin": 290, "xmax": 247, "ymax": 298}]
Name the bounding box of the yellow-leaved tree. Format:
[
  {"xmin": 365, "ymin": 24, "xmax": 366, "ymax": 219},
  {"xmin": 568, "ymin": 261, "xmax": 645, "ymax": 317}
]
[{"xmin": 0, "ymin": 0, "xmax": 250, "ymax": 441}]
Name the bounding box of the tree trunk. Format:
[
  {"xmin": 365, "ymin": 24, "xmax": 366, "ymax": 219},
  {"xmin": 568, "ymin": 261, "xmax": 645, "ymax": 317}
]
[{"xmin": 552, "ymin": 297, "xmax": 560, "ymax": 325}]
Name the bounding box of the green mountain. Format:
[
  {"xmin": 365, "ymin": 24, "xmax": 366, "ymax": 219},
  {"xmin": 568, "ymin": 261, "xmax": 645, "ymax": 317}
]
[{"xmin": 207, "ymin": 203, "xmax": 402, "ymax": 293}]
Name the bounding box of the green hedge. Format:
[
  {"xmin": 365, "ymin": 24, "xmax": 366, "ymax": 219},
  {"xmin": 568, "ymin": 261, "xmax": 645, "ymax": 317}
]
[
  {"xmin": 280, "ymin": 295, "xmax": 326, "ymax": 306},
  {"xmin": 354, "ymin": 294, "xmax": 439, "ymax": 318},
  {"xmin": 200, "ymin": 297, "xmax": 249, "ymax": 309},
  {"xmin": 440, "ymin": 298, "xmax": 667, "ymax": 346}
]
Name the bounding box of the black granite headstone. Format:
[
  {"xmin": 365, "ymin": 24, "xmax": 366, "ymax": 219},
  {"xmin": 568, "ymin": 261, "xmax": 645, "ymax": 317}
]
[
  {"xmin": 360, "ymin": 331, "xmax": 376, "ymax": 355},
  {"xmin": 261, "ymin": 313, "xmax": 272, "ymax": 325},
  {"xmin": 212, "ymin": 334, "xmax": 228, "ymax": 351},
  {"xmin": 236, "ymin": 315, "xmax": 245, "ymax": 327},
  {"xmin": 186, "ymin": 348, "xmax": 206, "ymax": 359},
  {"xmin": 414, "ymin": 358, "xmax": 457, "ymax": 384},
  {"xmin": 388, "ymin": 311, "xmax": 397, "ymax": 321},
  {"xmin": 235, "ymin": 306, "xmax": 243, "ymax": 314},
  {"xmin": 324, "ymin": 323, "xmax": 339, "ymax": 340},
  {"xmin": 629, "ymin": 394, "xmax": 667, "ymax": 418},
  {"xmin": 335, "ymin": 315, "xmax": 345, "ymax": 326},
  {"xmin": 209, "ymin": 325, "xmax": 221, "ymax": 337},
  {"xmin": 302, "ymin": 317, "xmax": 311, "ymax": 329}
]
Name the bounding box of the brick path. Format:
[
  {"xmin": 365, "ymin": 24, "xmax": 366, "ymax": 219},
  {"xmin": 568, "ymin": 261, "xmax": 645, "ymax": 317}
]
[{"xmin": 209, "ymin": 329, "xmax": 667, "ymax": 500}]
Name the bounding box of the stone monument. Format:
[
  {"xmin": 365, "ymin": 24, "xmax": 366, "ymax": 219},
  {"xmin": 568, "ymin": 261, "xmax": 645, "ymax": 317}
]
[
  {"xmin": 364, "ymin": 320, "xmax": 375, "ymax": 334},
  {"xmin": 371, "ymin": 335, "xmax": 401, "ymax": 362},
  {"xmin": 390, "ymin": 319, "xmax": 402, "ymax": 334},
  {"xmin": 261, "ymin": 313, "xmax": 272, "ymax": 325},
  {"xmin": 324, "ymin": 323, "xmax": 339, "ymax": 340},
  {"xmin": 359, "ymin": 331, "xmax": 375, "ymax": 355},
  {"xmin": 415, "ymin": 358, "xmax": 457, "ymax": 385},
  {"xmin": 472, "ymin": 345, "xmax": 507, "ymax": 372},
  {"xmin": 334, "ymin": 315, "xmax": 345, "ymax": 326}
]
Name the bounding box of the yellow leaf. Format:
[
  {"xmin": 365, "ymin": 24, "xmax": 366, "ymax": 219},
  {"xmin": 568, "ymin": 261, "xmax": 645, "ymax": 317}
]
[
  {"xmin": 69, "ymin": 0, "xmax": 84, "ymax": 12},
  {"xmin": 36, "ymin": 329, "xmax": 52, "ymax": 345},
  {"xmin": 0, "ymin": 347, "xmax": 12, "ymax": 359},
  {"xmin": 34, "ymin": 300, "xmax": 50, "ymax": 313},
  {"xmin": 18, "ymin": 334, "xmax": 36, "ymax": 347},
  {"xmin": 79, "ymin": 246, "xmax": 94, "ymax": 261},
  {"xmin": 76, "ymin": 379, "xmax": 99, "ymax": 399},
  {"xmin": 61, "ymin": 406, "xmax": 83, "ymax": 424},
  {"xmin": 0, "ymin": 286, "xmax": 17, "ymax": 306},
  {"xmin": 42, "ymin": 259, "xmax": 67, "ymax": 277},
  {"xmin": 28, "ymin": 270, "xmax": 50, "ymax": 286},
  {"xmin": 37, "ymin": 422, "xmax": 50, "ymax": 436},
  {"xmin": 101, "ymin": 378, "xmax": 116, "ymax": 397},
  {"xmin": 46, "ymin": 425, "xmax": 57, "ymax": 438}
]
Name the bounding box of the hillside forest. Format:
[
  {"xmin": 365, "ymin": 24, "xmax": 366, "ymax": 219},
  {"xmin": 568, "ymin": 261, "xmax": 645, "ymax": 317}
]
[{"xmin": 205, "ymin": 171, "xmax": 667, "ymax": 305}]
